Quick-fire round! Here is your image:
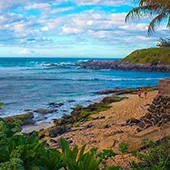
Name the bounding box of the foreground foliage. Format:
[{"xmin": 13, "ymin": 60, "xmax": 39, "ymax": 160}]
[
  {"xmin": 131, "ymin": 138, "xmax": 170, "ymax": 170},
  {"xmin": 0, "ymin": 118, "xmax": 120, "ymax": 170}
]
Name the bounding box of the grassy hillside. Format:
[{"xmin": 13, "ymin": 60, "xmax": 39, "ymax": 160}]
[{"xmin": 122, "ymin": 48, "xmax": 170, "ymax": 65}]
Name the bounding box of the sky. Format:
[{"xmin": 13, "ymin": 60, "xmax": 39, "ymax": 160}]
[{"xmin": 0, "ymin": 0, "xmax": 169, "ymax": 58}]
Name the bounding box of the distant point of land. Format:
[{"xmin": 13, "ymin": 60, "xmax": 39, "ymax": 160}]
[{"xmin": 122, "ymin": 48, "xmax": 170, "ymax": 65}]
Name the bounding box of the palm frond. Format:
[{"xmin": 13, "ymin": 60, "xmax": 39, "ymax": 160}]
[
  {"xmin": 148, "ymin": 10, "xmax": 168, "ymax": 35},
  {"xmin": 166, "ymin": 15, "xmax": 170, "ymax": 28},
  {"xmin": 126, "ymin": 0, "xmax": 170, "ymax": 35}
]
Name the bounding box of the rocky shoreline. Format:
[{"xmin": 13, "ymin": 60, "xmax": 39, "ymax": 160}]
[
  {"xmin": 38, "ymin": 86, "xmax": 157, "ymax": 139},
  {"xmin": 79, "ymin": 60, "xmax": 170, "ymax": 72},
  {"xmin": 2, "ymin": 86, "xmax": 158, "ymax": 132},
  {"xmin": 94, "ymin": 86, "xmax": 158, "ymax": 95}
]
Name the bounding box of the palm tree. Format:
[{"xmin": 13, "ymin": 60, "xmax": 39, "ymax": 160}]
[
  {"xmin": 126, "ymin": 1, "xmax": 170, "ymax": 95},
  {"xmin": 125, "ymin": 0, "xmax": 170, "ymax": 35},
  {"xmin": 157, "ymin": 37, "xmax": 170, "ymax": 47}
]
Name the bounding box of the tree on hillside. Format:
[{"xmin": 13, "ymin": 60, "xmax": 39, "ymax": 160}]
[
  {"xmin": 125, "ymin": 0, "xmax": 170, "ymax": 35},
  {"xmin": 157, "ymin": 37, "xmax": 170, "ymax": 47}
]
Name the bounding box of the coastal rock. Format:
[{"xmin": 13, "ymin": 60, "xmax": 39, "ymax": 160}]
[
  {"xmin": 56, "ymin": 103, "xmax": 64, "ymax": 107},
  {"xmin": 49, "ymin": 125, "xmax": 71, "ymax": 138},
  {"xmin": 93, "ymin": 116, "xmax": 105, "ymax": 120},
  {"xmin": 24, "ymin": 109, "xmax": 32, "ymax": 112},
  {"xmin": 48, "ymin": 102, "xmax": 64, "ymax": 108},
  {"xmin": 112, "ymin": 130, "xmax": 124, "ymax": 135},
  {"xmin": 79, "ymin": 60, "xmax": 170, "ymax": 72},
  {"xmin": 86, "ymin": 100, "xmax": 91, "ymax": 102},
  {"xmin": 61, "ymin": 114, "xmax": 72, "ymax": 120},
  {"xmin": 95, "ymin": 86, "xmax": 158, "ymax": 96},
  {"xmin": 53, "ymin": 118, "xmax": 73, "ymax": 126},
  {"xmin": 126, "ymin": 118, "xmax": 140, "ymax": 126},
  {"xmin": 86, "ymin": 123, "xmax": 95, "ymax": 129},
  {"xmin": 50, "ymin": 139, "xmax": 58, "ymax": 144},
  {"xmin": 34, "ymin": 108, "xmax": 57, "ymax": 114},
  {"xmin": 67, "ymin": 100, "xmax": 76, "ymax": 103},
  {"xmin": 136, "ymin": 95, "xmax": 170, "ymax": 132},
  {"xmin": 4, "ymin": 112, "xmax": 35, "ymax": 125},
  {"xmin": 123, "ymin": 93, "xmax": 170, "ymax": 133},
  {"xmin": 95, "ymin": 89, "xmax": 115, "ymax": 95},
  {"xmin": 104, "ymin": 124, "xmax": 111, "ymax": 129}
]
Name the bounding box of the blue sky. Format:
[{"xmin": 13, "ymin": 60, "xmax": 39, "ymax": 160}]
[{"xmin": 0, "ymin": 0, "xmax": 169, "ymax": 58}]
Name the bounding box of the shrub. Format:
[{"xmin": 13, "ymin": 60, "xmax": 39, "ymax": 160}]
[
  {"xmin": 0, "ymin": 118, "xmax": 121, "ymax": 170},
  {"xmin": 130, "ymin": 138, "xmax": 170, "ymax": 170},
  {"xmin": 0, "ymin": 102, "xmax": 3, "ymax": 110}
]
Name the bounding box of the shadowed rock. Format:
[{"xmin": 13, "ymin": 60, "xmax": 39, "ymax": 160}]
[
  {"xmin": 34, "ymin": 109, "xmax": 57, "ymax": 114},
  {"xmin": 79, "ymin": 60, "xmax": 170, "ymax": 72},
  {"xmin": 4, "ymin": 112, "xmax": 35, "ymax": 125}
]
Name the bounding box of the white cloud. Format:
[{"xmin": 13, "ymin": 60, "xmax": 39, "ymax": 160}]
[
  {"xmin": 25, "ymin": 3, "xmax": 50, "ymax": 10},
  {"xmin": 14, "ymin": 23, "xmax": 25, "ymax": 33},
  {"xmin": 119, "ymin": 23, "xmax": 148, "ymax": 31},
  {"xmin": 41, "ymin": 26, "xmax": 49, "ymax": 31},
  {"xmin": 62, "ymin": 26, "xmax": 82, "ymax": 34},
  {"xmin": 0, "ymin": 0, "xmax": 133, "ymax": 11},
  {"xmin": 19, "ymin": 48, "xmax": 32, "ymax": 55},
  {"xmin": 50, "ymin": 7, "xmax": 75, "ymax": 13},
  {"xmin": 0, "ymin": 0, "xmax": 168, "ymax": 56},
  {"xmin": 76, "ymin": 0, "xmax": 133, "ymax": 6}
]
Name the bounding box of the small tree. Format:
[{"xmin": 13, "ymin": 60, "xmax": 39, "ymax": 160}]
[{"xmin": 157, "ymin": 37, "xmax": 170, "ymax": 48}]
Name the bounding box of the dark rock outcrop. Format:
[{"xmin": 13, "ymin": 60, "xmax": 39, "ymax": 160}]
[
  {"xmin": 4, "ymin": 112, "xmax": 35, "ymax": 125},
  {"xmin": 49, "ymin": 125, "xmax": 71, "ymax": 138},
  {"xmin": 48, "ymin": 102, "xmax": 64, "ymax": 108},
  {"xmin": 34, "ymin": 109, "xmax": 57, "ymax": 114},
  {"xmin": 129, "ymin": 95, "xmax": 170, "ymax": 132},
  {"xmin": 79, "ymin": 60, "xmax": 170, "ymax": 72},
  {"xmin": 95, "ymin": 86, "xmax": 158, "ymax": 95}
]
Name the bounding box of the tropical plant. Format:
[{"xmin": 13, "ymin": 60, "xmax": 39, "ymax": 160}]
[
  {"xmin": 131, "ymin": 138, "xmax": 170, "ymax": 170},
  {"xmin": 97, "ymin": 149, "xmax": 117, "ymax": 166},
  {"xmin": 119, "ymin": 142, "xmax": 128, "ymax": 154},
  {"xmin": 0, "ymin": 118, "xmax": 121, "ymax": 170},
  {"xmin": 157, "ymin": 37, "xmax": 170, "ymax": 47},
  {"xmin": 126, "ymin": 0, "xmax": 170, "ymax": 35},
  {"xmin": 0, "ymin": 102, "xmax": 3, "ymax": 110}
]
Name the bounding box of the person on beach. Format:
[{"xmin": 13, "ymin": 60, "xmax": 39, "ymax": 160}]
[
  {"xmin": 144, "ymin": 89, "xmax": 147, "ymax": 99},
  {"xmin": 138, "ymin": 89, "xmax": 141, "ymax": 98}
]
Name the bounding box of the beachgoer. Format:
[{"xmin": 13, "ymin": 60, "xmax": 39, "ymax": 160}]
[
  {"xmin": 138, "ymin": 89, "xmax": 141, "ymax": 98},
  {"xmin": 144, "ymin": 89, "xmax": 147, "ymax": 99}
]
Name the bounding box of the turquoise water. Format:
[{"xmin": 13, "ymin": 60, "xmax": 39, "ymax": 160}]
[{"xmin": 0, "ymin": 57, "xmax": 169, "ymax": 123}]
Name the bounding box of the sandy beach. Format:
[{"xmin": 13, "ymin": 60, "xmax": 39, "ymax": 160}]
[{"xmin": 43, "ymin": 90, "xmax": 158, "ymax": 168}]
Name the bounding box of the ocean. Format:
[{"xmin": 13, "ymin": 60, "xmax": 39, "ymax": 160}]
[{"xmin": 0, "ymin": 57, "xmax": 169, "ymax": 123}]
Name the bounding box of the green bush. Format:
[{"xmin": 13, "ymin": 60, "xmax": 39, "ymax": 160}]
[
  {"xmin": 0, "ymin": 118, "xmax": 120, "ymax": 170},
  {"xmin": 119, "ymin": 142, "xmax": 128, "ymax": 154},
  {"xmin": 0, "ymin": 102, "xmax": 3, "ymax": 110},
  {"xmin": 131, "ymin": 138, "xmax": 170, "ymax": 170}
]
